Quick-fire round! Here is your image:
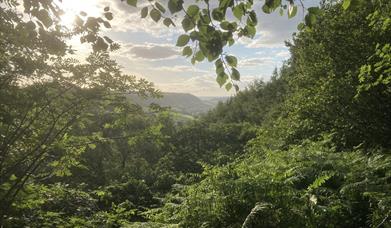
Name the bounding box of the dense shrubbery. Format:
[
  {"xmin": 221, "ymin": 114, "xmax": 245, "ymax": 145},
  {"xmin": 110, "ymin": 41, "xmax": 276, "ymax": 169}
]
[{"xmin": 151, "ymin": 137, "xmax": 390, "ymax": 227}]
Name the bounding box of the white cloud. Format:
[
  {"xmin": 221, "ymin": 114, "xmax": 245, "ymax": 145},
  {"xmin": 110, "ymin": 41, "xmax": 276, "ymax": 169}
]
[
  {"xmin": 240, "ymin": 57, "xmax": 276, "ymax": 67},
  {"xmin": 154, "ymin": 65, "xmax": 209, "ymax": 74},
  {"xmin": 115, "ymin": 42, "xmax": 179, "ymax": 60},
  {"xmin": 276, "ymin": 50, "xmax": 290, "ymax": 59}
]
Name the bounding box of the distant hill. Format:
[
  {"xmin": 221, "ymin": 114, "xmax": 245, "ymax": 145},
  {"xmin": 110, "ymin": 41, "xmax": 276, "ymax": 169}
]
[
  {"xmin": 199, "ymin": 96, "xmax": 230, "ymax": 107},
  {"xmin": 128, "ymin": 92, "xmax": 227, "ymax": 116}
]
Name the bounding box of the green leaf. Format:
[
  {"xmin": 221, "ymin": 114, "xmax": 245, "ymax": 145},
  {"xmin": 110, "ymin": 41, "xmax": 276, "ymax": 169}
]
[
  {"xmin": 212, "ymin": 8, "xmax": 225, "ymax": 21},
  {"xmin": 150, "ymin": 9, "xmax": 161, "ymax": 22},
  {"xmin": 262, "ymin": 4, "xmax": 271, "ymax": 14},
  {"xmin": 104, "ymin": 12, "xmax": 113, "ymax": 20},
  {"xmin": 163, "ymin": 18, "xmax": 174, "ymax": 27},
  {"xmin": 9, "ymin": 174, "xmax": 17, "ymax": 181},
  {"xmin": 231, "ymin": 68, "xmax": 240, "ymax": 80},
  {"xmin": 195, "ymin": 50, "xmax": 205, "ymax": 62},
  {"xmin": 127, "ymin": 0, "xmax": 137, "ymax": 7},
  {"xmin": 141, "ymin": 7, "xmax": 148, "ymax": 18},
  {"xmin": 288, "ymin": 5, "xmax": 297, "ymax": 19},
  {"xmin": 182, "ymin": 17, "xmax": 195, "ymax": 32},
  {"xmin": 225, "ymin": 55, "xmax": 237, "ymax": 67},
  {"xmin": 220, "ymin": 21, "xmax": 237, "ymax": 31},
  {"xmin": 215, "ymin": 59, "xmax": 224, "ymax": 74},
  {"xmin": 248, "ymin": 11, "xmax": 258, "ymax": 26},
  {"xmin": 176, "ymin": 34, "xmax": 190, "ymax": 47},
  {"xmin": 155, "ymin": 2, "xmax": 166, "ymax": 13},
  {"xmin": 182, "ymin": 46, "xmax": 192, "ymax": 57},
  {"xmin": 225, "ymin": 82, "xmax": 233, "ymax": 91},
  {"xmin": 187, "ymin": 5, "xmax": 199, "ymax": 17},
  {"xmin": 305, "ymin": 13, "xmax": 317, "ymax": 27},
  {"xmin": 308, "ymin": 7, "xmax": 321, "ymax": 15},
  {"xmin": 244, "ymin": 25, "xmax": 256, "ymax": 38},
  {"xmin": 233, "ymin": 4, "xmax": 244, "ymax": 20},
  {"xmin": 168, "ymin": 0, "xmax": 183, "ymax": 14},
  {"xmin": 297, "ymin": 22, "xmax": 305, "ymax": 30},
  {"xmin": 216, "ymin": 73, "xmax": 228, "ymax": 87},
  {"xmin": 342, "ymin": 0, "xmax": 351, "ymax": 10},
  {"xmin": 228, "ymin": 37, "xmax": 235, "ymax": 46},
  {"xmin": 88, "ymin": 143, "xmax": 96, "ymax": 149}
]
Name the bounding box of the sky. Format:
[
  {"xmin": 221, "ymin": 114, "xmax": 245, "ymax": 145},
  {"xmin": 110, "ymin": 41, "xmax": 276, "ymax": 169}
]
[{"xmin": 60, "ymin": 0, "xmax": 318, "ymax": 97}]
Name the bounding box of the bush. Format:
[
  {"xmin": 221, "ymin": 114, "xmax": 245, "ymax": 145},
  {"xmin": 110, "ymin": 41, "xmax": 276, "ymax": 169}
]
[{"xmin": 150, "ymin": 138, "xmax": 391, "ymax": 227}]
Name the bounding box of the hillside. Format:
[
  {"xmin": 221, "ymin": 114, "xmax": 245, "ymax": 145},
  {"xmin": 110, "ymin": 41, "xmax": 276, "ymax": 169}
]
[{"xmin": 128, "ymin": 92, "xmax": 222, "ymax": 116}]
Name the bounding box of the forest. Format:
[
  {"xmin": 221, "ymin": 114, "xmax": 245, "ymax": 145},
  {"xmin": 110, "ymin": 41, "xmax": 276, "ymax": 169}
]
[{"xmin": 0, "ymin": 0, "xmax": 390, "ymax": 227}]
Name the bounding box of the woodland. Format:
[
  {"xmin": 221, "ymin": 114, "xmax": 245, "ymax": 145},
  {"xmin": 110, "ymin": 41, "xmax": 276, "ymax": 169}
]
[{"xmin": 0, "ymin": 0, "xmax": 390, "ymax": 227}]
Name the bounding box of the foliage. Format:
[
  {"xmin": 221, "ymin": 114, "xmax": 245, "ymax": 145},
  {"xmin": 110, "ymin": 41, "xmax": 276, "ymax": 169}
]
[
  {"xmin": 1, "ymin": 0, "xmax": 390, "ymax": 227},
  {"xmin": 150, "ymin": 138, "xmax": 391, "ymax": 228}
]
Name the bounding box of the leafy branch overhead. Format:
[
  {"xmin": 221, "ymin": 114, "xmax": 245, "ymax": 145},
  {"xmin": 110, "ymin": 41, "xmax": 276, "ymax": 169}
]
[{"xmin": 122, "ymin": 0, "xmax": 354, "ymax": 91}]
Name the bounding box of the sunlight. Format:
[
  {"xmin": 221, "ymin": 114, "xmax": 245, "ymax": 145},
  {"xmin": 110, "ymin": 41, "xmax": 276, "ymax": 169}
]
[{"xmin": 57, "ymin": 0, "xmax": 101, "ymax": 28}]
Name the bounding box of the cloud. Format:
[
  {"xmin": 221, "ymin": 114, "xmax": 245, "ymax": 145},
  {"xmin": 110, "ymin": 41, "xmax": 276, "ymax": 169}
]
[
  {"xmin": 116, "ymin": 43, "xmax": 179, "ymax": 60},
  {"xmin": 276, "ymin": 50, "xmax": 290, "ymax": 58},
  {"xmin": 240, "ymin": 57, "xmax": 276, "ymax": 67},
  {"xmin": 154, "ymin": 65, "xmax": 208, "ymax": 74}
]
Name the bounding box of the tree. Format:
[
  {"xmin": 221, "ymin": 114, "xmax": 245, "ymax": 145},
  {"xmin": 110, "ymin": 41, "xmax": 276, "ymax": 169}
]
[{"xmin": 0, "ymin": 1, "xmax": 158, "ymax": 221}]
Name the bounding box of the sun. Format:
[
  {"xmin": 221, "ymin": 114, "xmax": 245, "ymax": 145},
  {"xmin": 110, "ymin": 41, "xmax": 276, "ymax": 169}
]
[{"xmin": 58, "ymin": 0, "xmax": 102, "ymax": 28}]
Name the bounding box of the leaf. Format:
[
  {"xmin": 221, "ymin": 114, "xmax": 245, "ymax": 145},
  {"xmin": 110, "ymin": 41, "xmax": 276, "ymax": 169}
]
[
  {"xmin": 245, "ymin": 25, "xmax": 256, "ymax": 38},
  {"xmin": 104, "ymin": 12, "xmax": 113, "ymax": 20},
  {"xmin": 155, "ymin": 2, "xmax": 166, "ymax": 13},
  {"xmin": 297, "ymin": 22, "xmax": 305, "ymax": 30},
  {"xmin": 215, "ymin": 59, "xmax": 224, "ymax": 74},
  {"xmin": 187, "ymin": 5, "xmax": 199, "ymax": 17},
  {"xmin": 225, "ymin": 82, "xmax": 233, "ymax": 91},
  {"xmin": 288, "ymin": 5, "xmax": 297, "ymax": 19},
  {"xmin": 342, "ymin": 0, "xmax": 351, "ymax": 10},
  {"xmin": 168, "ymin": 0, "xmax": 183, "ymax": 14},
  {"xmin": 88, "ymin": 143, "xmax": 96, "ymax": 149},
  {"xmin": 307, "ymin": 172, "xmax": 335, "ymax": 191},
  {"xmin": 195, "ymin": 50, "xmax": 205, "ymax": 62},
  {"xmin": 225, "ymin": 55, "xmax": 237, "ymax": 67},
  {"xmin": 220, "ymin": 21, "xmax": 237, "ymax": 31},
  {"xmin": 248, "ymin": 11, "xmax": 258, "ymax": 26},
  {"xmin": 163, "ymin": 18, "xmax": 174, "ymax": 27},
  {"xmin": 182, "ymin": 46, "xmax": 192, "ymax": 57},
  {"xmin": 305, "ymin": 13, "xmax": 317, "ymax": 27},
  {"xmin": 36, "ymin": 9, "xmax": 52, "ymax": 27},
  {"xmin": 182, "ymin": 17, "xmax": 195, "ymax": 32},
  {"xmin": 150, "ymin": 9, "xmax": 161, "ymax": 22},
  {"xmin": 231, "ymin": 68, "xmax": 240, "ymax": 80},
  {"xmin": 141, "ymin": 7, "xmax": 148, "ymax": 18},
  {"xmin": 127, "ymin": 0, "xmax": 137, "ymax": 7},
  {"xmin": 212, "ymin": 8, "xmax": 225, "ymax": 21},
  {"xmin": 9, "ymin": 174, "xmax": 17, "ymax": 181},
  {"xmin": 262, "ymin": 4, "xmax": 271, "ymax": 14},
  {"xmin": 233, "ymin": 4, "xmax": 244, "ymax": 20},
  {"xmin": 176, "ymin": 34, "xmax": 190, "ymax": 47},
  {"xmin": 216, "ymin": 73, "xmax": 228, "ymax": 87},
  {"xmin": 103, "ymin": 21, "xmax": 111, "ymax": 28}
]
